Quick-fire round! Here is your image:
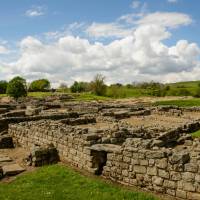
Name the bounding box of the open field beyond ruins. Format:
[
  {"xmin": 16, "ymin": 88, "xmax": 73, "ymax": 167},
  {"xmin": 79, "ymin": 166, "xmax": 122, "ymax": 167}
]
[{"xmin": 1, "ymin": 94, "xmax": 200, "ymax": 200}]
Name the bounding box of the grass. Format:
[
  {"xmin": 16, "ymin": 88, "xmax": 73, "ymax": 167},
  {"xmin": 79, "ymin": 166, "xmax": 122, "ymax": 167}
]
[
  {"xmin": 28, "ymin": 92, "xmax": 54, "ymax": 98},
  {"xmin": 75, "ymin": 93, "xmax": 111, "ymax": 101},
  {"xmin": 0, "ymin": 164, "xmax": 157, "ymax": 200},
  {"xmin": 154, "ymin": 98, "xmax": 200, "ymax": 107},
  {"xmin": 191, "ymin": 130, "xmax": 200, "ymax": 138}
]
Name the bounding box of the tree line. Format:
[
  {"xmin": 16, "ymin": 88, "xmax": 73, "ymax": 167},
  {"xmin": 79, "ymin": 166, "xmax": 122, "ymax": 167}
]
[
  {"xmin": 1, "ymin": 74, "xmax": 200, "ymax": 100},
  {"xmin": 0, "ymin": 74, "xmax": 106, "ymax": 99},
  {"xmin": 0, "ymin": 77, "xmax": 50, "ymax": 99}
]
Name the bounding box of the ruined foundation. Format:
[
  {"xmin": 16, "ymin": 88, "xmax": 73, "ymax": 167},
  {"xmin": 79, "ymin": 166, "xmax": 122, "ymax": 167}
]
[{"xmin": 1, "ymin": 99, "xmax": 200, "ymax": 199}]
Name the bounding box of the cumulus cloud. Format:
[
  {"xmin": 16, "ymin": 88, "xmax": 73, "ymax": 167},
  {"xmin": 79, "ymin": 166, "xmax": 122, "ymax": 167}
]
[
  {"xmin": 25, "ymin": 6, "xmax": 46, "ymax": 17},
  {"xmin": 1, "ymin": 11, "xmax": 199, "ymax": 86},
  {"xmin": 86, "ymin": 23, "xmax": 132, "ymax": 38}
]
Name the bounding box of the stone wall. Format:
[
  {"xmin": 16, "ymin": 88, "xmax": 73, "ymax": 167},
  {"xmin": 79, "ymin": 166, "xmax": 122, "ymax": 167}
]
[
  {"xmin": 103, "ymin": 138, "xmax": 200, "ymax": 200},
  {"xmin": 6, "ymin": 106, "xmax": 200, "ymax": 200},
  {"xmin": 8, "ymin": 121, "xmax": 102, "ymax": 173}
]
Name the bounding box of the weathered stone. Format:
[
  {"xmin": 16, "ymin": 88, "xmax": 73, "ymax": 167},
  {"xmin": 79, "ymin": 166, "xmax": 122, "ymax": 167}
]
[
  {"xmin": 134, "ymin": 165, "xmax": 146, "ymax": 174},
  {"xmin": 184, "ymin": 163, "xmax": 198, "ymax": 173},
  {"xmin": 156, "ymin": 158, "xmax": 168, "ymax": 169},
  {"xmin": 182, "ymin": 172, "xmax": 195, "ymax": 182},
  {"xmin": 152, "ymin": 176, "xmax": 163, "ymax": 186},
  {"xmin": 147, "ymin": 167, "xmax": 157, "ymax": 176},
  {"xmin": 170, "ymin": 171, "xmax": 181, "ymax": 181},
  {"xmin": 163, "ymin": 180, "xmax": 176, "ymax": 189},
  {"xmin": 2, "ymin": 164, "xmax": 25, "ymax": 176},
  {"xmin": 158, "ymin": 169, "xmax": 170, "ymax": 179},
  {"xmin": 183, "ymin": 182, "xmax": 196, "ymax": 192},
  {"xmin": 176, "ymin": 190, "xmax": 187, "ymax": 199},
  {"xmin": 187, "ymin": 192, "xmax": 200, "ymax": 200},
  {"xmin": 170, "ymin": 151, "xmax": 190, "ymax": 165},
  {"xmin": 146, "ymin": 150, "xmax": 166, "ymax": 159}
]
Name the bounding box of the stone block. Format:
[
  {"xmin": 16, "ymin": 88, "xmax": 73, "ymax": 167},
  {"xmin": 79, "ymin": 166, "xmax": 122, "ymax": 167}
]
[
  {"xmin": 158, "ymin": 169, "xmax": 170, "ymax": 179},
  {"xmin": 134, "ymin": 165, "xmax": 146, "ymax": 174},
  {"xmin": 182, "ymin": 172, "xmax": 195, "ymax": 182},
  {"xmin": 163, "ymin": 180, "xmax": 176, "ymax": 189},
  {"xmin": 184, "ymin": 163, "xmax": 198, "ymax": 173},
  {"xmin": 176, "ymin": 190, "xmax": 187, "ymax": 199},
  {"xmin": 152, "ymin": 176, "xmax": 163, "ymax": 186},
  {"xmin": 187, "ymin": 192, "xmax": 200, "ymax": 200},
  {"xmin": 147, "ymin": 167, "xmax": 157, "ymax": 176}
]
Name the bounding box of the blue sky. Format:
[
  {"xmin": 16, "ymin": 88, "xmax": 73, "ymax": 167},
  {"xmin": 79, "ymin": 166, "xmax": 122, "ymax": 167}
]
[
  {"xmin": 0, "ymin": 0, "xmax": 199, "ymax": 44},
  {"xmin": 0, "ymin": 0, "xmax": 200, "ymax": 85}
]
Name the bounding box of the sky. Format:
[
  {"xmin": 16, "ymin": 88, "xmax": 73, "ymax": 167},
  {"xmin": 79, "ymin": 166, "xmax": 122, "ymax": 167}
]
[{"xmin": 0, "ymin": 0, "xmax": 200, "ymax": 86}]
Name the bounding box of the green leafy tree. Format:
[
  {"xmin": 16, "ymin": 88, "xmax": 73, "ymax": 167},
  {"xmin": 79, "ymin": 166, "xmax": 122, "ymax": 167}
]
[
  {"xmin": 70, "ymin": 81, "xmax": 90, "ymax": 93},
  {"xmin": 0, "ymin": 80, "xmax": 8, "ymax": 94},
  {"xmin": 29, "ymin": 79, "xmax": 50, "ymax": 92},
  {"xmin": 90, "ymin": 74, "xmax": 107, "ymax": 96},
  {"xmin": 6, "ymin": 76, "xmax": 27, "ymax": 99}
]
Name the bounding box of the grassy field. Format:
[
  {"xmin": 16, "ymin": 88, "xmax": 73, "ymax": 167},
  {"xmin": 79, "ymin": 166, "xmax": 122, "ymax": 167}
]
[
  {"xmin": 154, "ymin": 98, "xmax": 200, "ymax": 107},
  {"xmin": 0, "ymin": 164, "xmax": 157, "ymax": 200},
  {"xmin": 1, "ymin": 80, "xmax": 200, "ymax": 100},
  {"xmin": 166, "ymin": 80, "xmax": 200, "ymax": 96}
]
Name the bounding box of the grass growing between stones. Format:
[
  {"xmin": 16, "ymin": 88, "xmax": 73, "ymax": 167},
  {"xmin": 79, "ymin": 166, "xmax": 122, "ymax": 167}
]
[
  {"xmin": 0, "ymin": 164, "xmax": 158, "ymax": 200},
  {"xmin": 191, "ymin": 130, "xmax": 200, "ymax": 138},
  {"xmin": 154, "ymin": 99, "xmax": 200, "ymax": 107}
]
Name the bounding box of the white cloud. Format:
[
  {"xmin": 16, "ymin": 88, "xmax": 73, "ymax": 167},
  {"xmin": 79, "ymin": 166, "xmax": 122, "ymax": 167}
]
[
  {"xmin": 86, "ymin": 23, "xmax": 132, "ymax": 38},
  {"xmin": 1, "ymin": 11, "xmax": 199, "ymax": 86},
  {"xmin": 44, "ymin": 22, "xmax": 87, "ymax": 40},
  {"xmin": 137, "ymin": 12, "xmax": 192, "ymax": 28},
  {"xmin": 168, "ymin": 0, "xmax": 178, "ymax": 3},
  {"xmin": 131, "ymin": 1, "xmax": 140, "ymax": 9},
  {"xmin": 25, "ymin": 6, "xmax": 46, "ymax": 17}
]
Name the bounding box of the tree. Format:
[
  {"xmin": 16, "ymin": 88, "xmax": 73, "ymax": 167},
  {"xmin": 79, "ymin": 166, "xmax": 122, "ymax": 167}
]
[
  {"xmin": 90, "ymin": 74, "xmax": 107, "ymax": 96},
  {"xmin": 0, "ymin": 81, "xmax": 8, "ymax": 94},
  {"xmin": 29, "ymin": 79, "xmax": 50, "ymax": 92},
  {"xmin": 6, "ymin": 76, "xmax": 27, "ymax": 99},
  {"xmin": 70, "ymin": 81, "xmax": 90, "ymax": 93}
]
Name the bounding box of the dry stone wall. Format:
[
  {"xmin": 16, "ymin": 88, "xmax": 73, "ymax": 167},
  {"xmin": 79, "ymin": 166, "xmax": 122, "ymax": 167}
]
[
  {"xmin": 103, "ymin": 138, "xmax": 200, "ymax": 200},
  {"xmin": 5, "ymin": 103, "xmax": 200, "ymax": 199},
  {"xmin": 9, "ymin": 120, "xmax": 104, "ymax": 173}
]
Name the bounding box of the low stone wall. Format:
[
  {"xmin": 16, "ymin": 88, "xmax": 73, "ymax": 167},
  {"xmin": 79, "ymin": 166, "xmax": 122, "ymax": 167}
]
[
  {"xmin": 3, "ymin": 112, "xmax": 79, "ymax": 123},
  {"xmin": 103, "ymin": 138, "xmax": 200, "ymax": 200},
  {"xmin": 8, "ymin": 121, "xmax": 101, "ymax": 173},
  {"xmin": 7, "ymin": 115, "xmax": 200, "ymax": 199}
]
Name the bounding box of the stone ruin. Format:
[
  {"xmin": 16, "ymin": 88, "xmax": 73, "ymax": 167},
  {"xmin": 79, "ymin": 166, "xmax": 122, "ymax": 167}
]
[{"xmin": 1, "ymin": 97, "xmax": 200, "ymax": 199}]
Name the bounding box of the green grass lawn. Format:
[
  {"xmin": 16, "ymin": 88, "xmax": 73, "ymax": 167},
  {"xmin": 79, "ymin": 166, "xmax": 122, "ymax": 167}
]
[
  {"xmin": 0, "ymin": 164, "xmax": 158, "ymax": 200},
  {"xmin": 154, "ymin": 98, "xmax": 200, "ymax": 107}
]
